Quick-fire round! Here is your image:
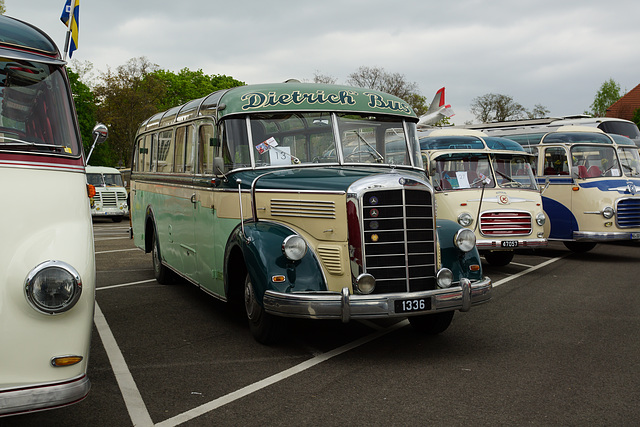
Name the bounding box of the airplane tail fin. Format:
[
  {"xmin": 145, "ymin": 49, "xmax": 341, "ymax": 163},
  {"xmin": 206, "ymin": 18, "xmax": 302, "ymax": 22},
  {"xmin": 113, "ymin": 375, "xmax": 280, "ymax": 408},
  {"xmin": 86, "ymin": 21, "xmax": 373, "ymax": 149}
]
[{"xmin": 417, "ymin": 87, "xmax": 455, "ymax": 127}]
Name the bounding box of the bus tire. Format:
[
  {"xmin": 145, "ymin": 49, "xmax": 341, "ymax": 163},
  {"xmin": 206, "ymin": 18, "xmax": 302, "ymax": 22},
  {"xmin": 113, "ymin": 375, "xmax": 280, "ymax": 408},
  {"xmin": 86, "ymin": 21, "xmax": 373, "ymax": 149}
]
[
  {"xmin": 152, "ymin": 231, "xmax": 172, "ymax": 285},
  {"xmin": 483, "ymin": 251, "xmax": 514, "ymax": 266},
  {"xmin": 112, "ymin": 216, "xmax": 123, "ymax": 223},
  {"xmin": 563, "ymin": 241, "xmax": 597, "ymax": 253},
  {"xmin": 244, "ymin": 272, "xmax": 280, "ymax": 344},
  {"xmin": 409, "ymin": 311, "xmax": 454, "ymax": 335}
]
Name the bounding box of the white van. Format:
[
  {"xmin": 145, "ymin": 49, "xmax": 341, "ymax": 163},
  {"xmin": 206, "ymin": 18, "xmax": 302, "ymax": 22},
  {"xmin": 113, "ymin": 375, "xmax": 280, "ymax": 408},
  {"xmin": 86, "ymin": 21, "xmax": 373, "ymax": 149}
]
[
  {"xmin": 0, "ymin": 15, "xmax": 99, "ymax": 416},
  {"xmin": 86, "ymin": 166, "xmax": 129, "ymax": 222}
]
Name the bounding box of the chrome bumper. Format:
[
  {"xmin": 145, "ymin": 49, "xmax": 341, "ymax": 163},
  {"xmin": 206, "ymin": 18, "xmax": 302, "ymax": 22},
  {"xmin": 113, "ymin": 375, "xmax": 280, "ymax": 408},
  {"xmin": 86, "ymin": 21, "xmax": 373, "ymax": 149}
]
[
  {"xmin": 476, "ymin": 237, "xmax": 547, "ymax": 249},
  {"xmin": 0, "ymin": 375, "xmax": 90, "ymax": 417},
  {"xmin": 573, "ymin": 231, "xmax": 640, "ymax": 241},
  {"xmin": 263, "ymin": 277, "xmax": 492, "ymax": 322}
]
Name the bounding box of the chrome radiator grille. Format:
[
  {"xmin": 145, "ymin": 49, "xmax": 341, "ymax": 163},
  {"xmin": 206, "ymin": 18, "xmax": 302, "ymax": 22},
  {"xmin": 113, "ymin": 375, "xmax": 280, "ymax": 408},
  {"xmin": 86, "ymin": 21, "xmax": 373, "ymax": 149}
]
[
  {"xmin": 616, "ymin": 198, "xmax": 640, "ymax": 228},
  {"xmin": 361, "ymin": 188, "xmax": 436, "ymax": 293},
  {"xmin": 480, "ymin": 211, "xmax": 532, "ymax": 236}
]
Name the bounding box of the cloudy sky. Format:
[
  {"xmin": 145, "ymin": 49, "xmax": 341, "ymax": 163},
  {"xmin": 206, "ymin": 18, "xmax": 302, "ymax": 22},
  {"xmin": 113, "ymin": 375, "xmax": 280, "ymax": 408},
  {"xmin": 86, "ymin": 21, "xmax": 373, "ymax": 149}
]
[{"xmin": 7, "ymin": 0, "xmax": 640, "ymax": 124}]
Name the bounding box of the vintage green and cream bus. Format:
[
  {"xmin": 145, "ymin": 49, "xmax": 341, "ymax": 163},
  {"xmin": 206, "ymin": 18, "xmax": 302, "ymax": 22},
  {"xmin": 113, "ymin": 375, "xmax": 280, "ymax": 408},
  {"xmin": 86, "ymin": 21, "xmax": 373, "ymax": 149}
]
[
  {"xmin": 0, "ymin": 16, "xmax": 95, "ymax": 416},
  {"xmin": 130, "ymin": 82, "xmax": 492, "ymax": 343},
  {"xmin": 470, "ymin": 126, "xmax": 640, "ymax": 252},
  {"xmin": 419, "ymin": 129, "xmax": 546, "ymax": 266}
]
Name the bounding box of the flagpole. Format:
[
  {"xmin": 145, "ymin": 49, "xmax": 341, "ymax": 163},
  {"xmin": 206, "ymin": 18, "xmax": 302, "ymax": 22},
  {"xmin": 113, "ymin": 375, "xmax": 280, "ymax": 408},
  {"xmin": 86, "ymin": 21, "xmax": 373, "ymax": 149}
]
[{"xmin": 61, "ymin": 0, "xmax": 73, "ymax": 61}]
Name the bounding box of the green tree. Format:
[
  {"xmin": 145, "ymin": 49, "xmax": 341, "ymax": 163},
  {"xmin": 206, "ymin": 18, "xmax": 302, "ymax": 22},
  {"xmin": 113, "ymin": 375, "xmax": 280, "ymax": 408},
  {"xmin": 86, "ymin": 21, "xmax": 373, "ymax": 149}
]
[
  {"xmin": 346, "ymin": 66, "xmax": 428, "ymax": 115},
  {"xmin": 93, "ymin": 57, "xmax": 165, "ymax": 167},
  {"xmin": 67, "ymin": 66, "xmax": 99, "ymax": 162},
  {"xmin": 150, "ymin": 68, "xmax": 244, "ymax": 111},
  {"xmin": 0, "ymin": 1, "xmax": 5, "ymax": 15},
  {"xmin": 633, "ymin": 108, "xmax": 640, "ymax": 128},
  {"xmin": 589, "ymin": 78, "xmax": 622, "ymax": 117}
]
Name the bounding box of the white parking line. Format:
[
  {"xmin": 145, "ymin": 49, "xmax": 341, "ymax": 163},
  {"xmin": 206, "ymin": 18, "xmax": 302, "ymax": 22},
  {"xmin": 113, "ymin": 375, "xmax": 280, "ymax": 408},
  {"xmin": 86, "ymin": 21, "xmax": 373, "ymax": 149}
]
[
  {"xmin": 508, "ymin": 261, "xmax": 535, "ymax": 268},
  {"xmin": 94, "ymin": 254, "xmax": 567, "ymax": 427},
  {"xmin": 95, "ymin": 248, "xmax": 141, "ymax": 255},
  {"xmin": 154, "ymin": 320, "xmax": 409, "ymax": 427},
  {"xmin": 94, "ymin": 302, "xmax": 154, "ymax": 427}
]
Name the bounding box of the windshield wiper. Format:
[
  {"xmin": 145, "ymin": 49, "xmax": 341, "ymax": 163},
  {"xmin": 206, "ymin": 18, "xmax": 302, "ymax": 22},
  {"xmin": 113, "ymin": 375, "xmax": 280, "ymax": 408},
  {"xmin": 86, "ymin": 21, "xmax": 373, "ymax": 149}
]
[
  {"xmin": 495, "ymin": 170, "xmax": 523, "ymax": 187},
  {"xmin": 0, "ymin": 136, "xmax": 68, "ymax": 152}
]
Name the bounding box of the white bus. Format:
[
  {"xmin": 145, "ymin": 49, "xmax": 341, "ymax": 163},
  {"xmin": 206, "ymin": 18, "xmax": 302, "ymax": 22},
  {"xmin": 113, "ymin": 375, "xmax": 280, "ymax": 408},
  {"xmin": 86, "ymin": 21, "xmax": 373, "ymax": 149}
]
[
  {"xmin": 86, "ymin": 165, "xmax": 129, "ymax": 221},
  {"xmin": 0, "ymin": 16, "xmax": 98, "ymax": 416}
]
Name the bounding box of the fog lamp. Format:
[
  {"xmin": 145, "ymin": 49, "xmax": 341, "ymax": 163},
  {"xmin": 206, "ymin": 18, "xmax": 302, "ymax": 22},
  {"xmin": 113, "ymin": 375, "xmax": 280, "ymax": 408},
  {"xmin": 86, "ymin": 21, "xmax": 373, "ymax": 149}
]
[
  {"xmin": 355, "ymin": 273, "xmax": 376, "ymax": 294},
  {"xmin": 437, "ymin": 268, "xmax": 453, "ymax": 288},
  {"xmin": 602, "ymin": 206, "xmax": 614, "ymax": 219}
]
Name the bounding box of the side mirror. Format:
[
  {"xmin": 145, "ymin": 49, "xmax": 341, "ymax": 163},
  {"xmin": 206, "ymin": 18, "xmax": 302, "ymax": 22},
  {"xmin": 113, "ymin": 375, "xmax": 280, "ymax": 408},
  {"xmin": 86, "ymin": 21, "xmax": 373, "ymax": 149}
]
[
  {"xmin": 92, "ymin": 123, "xmax": 108, "ymax": 145},
  {"xmin": 428, "ymin": 159, "xmax": 437, "ymax": 177},
  {"xmin": 87, "ymin": 123, "xmax": 108, "ymax": 163}
]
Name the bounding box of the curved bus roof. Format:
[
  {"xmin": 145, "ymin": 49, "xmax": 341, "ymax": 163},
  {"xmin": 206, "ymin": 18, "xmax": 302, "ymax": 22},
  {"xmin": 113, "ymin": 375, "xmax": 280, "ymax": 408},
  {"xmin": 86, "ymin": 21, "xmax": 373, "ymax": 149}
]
[
  {"xmin": 419, "ymin": 130, "xmax": 526, "ymax": 153},
  {"xmin": 0, "ymin": 15, "xmax": 63, "ymax": 64},
  {"xmin": 137, "ymin": 82, "xmax": 417, "ymax": 134}
]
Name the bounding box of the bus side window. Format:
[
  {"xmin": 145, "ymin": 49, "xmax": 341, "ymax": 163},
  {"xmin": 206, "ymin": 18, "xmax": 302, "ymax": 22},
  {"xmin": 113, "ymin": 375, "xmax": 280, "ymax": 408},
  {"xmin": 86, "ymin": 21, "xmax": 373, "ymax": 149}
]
[
  {"xmin": 198, "ymin": 124, "xmax": 215, "ymax": 174},
  {"xmin": 184, "ymin": 126, "xmax": 195, "ymax": 173},
  {"xmin": 174, "ymin": 126, "xmax": 186, "ymax": 173},
  {"xmin": 157, "ymin": 130, "xmax": 173, "ymax": 172},
  {"xmin": 543, "ymin": 147, "xmax": 568, "ymax": 175}
]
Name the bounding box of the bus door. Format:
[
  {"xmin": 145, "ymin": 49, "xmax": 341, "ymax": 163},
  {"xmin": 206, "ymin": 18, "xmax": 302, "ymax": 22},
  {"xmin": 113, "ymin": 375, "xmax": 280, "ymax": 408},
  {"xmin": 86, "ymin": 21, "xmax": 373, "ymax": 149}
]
[
  {"xmin": 173, "ymin": 125, "xmax": 198, "ymax": 278},
  {"xmin": 539, "ymin": 146, "xmax": 576, "ymax": 239},
  {"xmin": 192, "ymin": 122, "xmax": 224, "ymax": 294}
]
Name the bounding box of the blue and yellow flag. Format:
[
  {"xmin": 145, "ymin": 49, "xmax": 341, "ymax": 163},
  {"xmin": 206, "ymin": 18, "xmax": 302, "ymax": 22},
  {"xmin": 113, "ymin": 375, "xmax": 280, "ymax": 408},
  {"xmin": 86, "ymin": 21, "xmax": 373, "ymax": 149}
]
[{"xmin": 60, "ymin": 0, "xmax": 79, "ymax": 58}]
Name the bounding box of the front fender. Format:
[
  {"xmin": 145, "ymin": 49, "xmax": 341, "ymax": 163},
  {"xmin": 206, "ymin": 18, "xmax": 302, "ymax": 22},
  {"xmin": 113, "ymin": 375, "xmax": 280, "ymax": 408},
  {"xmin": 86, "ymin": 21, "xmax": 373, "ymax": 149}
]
[
  {"xmin": 226, "ymin": 221, "xmax": 327, "ymax": 303},
  {"xmin": 436, "ymin": 219, "xmax": 483, "ymax": 282}
]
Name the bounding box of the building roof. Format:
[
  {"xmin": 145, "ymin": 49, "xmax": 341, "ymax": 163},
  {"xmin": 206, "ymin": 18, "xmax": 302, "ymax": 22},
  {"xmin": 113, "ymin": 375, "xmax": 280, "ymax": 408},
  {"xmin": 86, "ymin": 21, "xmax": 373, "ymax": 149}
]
[{"xmin": 606, "ymin": 83, "xmax": 640, "ymax": 121}]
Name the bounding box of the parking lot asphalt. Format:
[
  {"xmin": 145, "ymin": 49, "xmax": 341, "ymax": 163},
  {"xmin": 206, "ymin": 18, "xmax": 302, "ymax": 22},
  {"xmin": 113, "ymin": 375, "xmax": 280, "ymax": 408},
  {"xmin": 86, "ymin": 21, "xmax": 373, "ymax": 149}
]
[{"xmin": 3, "ymin": 218, "xmax": 640, "ymax": 426}]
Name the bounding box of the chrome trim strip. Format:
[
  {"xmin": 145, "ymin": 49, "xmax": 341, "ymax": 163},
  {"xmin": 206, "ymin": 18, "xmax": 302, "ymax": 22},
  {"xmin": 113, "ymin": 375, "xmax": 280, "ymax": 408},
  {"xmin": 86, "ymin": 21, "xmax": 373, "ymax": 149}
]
[
  {"xmin": 572, "ymin": 231, "xmax": 640, "ymax": 241},
  {"xmin": 263, "ymin": 277, "xmax": 491, "ymax": 321}
]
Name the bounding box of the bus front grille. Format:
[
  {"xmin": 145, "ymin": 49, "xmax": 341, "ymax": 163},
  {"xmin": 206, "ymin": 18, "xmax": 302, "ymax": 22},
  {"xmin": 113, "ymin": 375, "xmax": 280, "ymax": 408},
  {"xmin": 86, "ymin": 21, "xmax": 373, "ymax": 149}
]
[
  {"xmin": 361, "ymin": 188, "xmax": 436, "ymax": 294},
  {"xmin": 616, "ymin": 198, "xmax": 640, "ymax": 228},
  {"xmin": 480, "ymin": 211, "xmax": 532, "ymax": 236}
]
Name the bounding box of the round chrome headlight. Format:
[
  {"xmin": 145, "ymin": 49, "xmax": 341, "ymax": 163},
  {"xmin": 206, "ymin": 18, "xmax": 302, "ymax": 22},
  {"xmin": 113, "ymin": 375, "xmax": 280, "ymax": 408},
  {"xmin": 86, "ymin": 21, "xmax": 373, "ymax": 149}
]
[
  {"xmin": 355, "ymin": 273, "xmax": 376, "ymax": 294},
  {"xmin": 436, "ymin": 268, "xmax": 453, "ymax": 288},
  {"xmin": 282, "ymin": 235, "xmax": 307, "ymax": 261},
  {"xmin": 25, "ymin": 261, "xmax": 82, "ymax": 315},
  {"xmin": 454, "ymin": 228, "xmax": 476, "ymax": 253},
  {"xmin": 602, "ymin": 206, "xmax": 614, "ymax": 219},
  {"xmin": 457, "ymin": 212, "xmax": 474, "ymax": 227},
  {"xmin": 536, "ymin": 212, "xmax": 546, "ymax": 226}
]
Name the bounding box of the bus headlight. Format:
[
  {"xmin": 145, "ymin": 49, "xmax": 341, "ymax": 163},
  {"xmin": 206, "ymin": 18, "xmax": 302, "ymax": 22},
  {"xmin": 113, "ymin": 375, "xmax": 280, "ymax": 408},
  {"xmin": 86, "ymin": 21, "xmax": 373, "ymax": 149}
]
[
  {"xmin": 454, "ymin": 228, "xmax": 476, "ymax": 253},
  {"xmin": 355, "ymin": 273, "xmax": 376, "ymax": 294},
  {"xmin": 25, "ymin": 261, "xmax": 82, "ymax": 315},
  {"xmin": 282, "ymin": 235, "xmax": 307, "ymax": 261},
  {"xmin": 457, "ymin": 212, "xmax": 474, "ymax": 227},
  {"xmin": 602, "ymin": 206, "xmax": 614, "ymax": 219},
  {"xmin": 536, "ymin": 212, "xmax": 546, "ymax": 226}
]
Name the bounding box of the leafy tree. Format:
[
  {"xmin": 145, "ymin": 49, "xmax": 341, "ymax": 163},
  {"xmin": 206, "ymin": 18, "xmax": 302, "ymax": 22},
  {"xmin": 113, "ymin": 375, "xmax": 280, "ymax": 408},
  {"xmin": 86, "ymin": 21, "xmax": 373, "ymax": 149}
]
[
  {"xmin": 589, "ymin": 78, "xmax": 622, "ymax": 117},
  {"xmin": 633, "ymin": 108, "xmax": 640, "ymax": 128},
  {"xmin": 0, "ymin": 1, "xmax": 5, "ymax": 14},
  {"xmin": 67, "ymin": 66, "xmax": 100, "ymax": 162},
  {"xmin": 528, "ymin": 104, "xmax": 550, "ymax": 119},
  {"xmin": 345, "ymin": 66, "xmax": 428, "ymax": 115},
  {"xmin": 150, "ymin": 68, "xmax": 244, "ymax": 111},
  {"xmin": 93, "ymin": 57, "xmax": 165, "ymax": 167},
  {"xmin": 470, "ymin": 93, "xmax": 527, "ymax": 122}
]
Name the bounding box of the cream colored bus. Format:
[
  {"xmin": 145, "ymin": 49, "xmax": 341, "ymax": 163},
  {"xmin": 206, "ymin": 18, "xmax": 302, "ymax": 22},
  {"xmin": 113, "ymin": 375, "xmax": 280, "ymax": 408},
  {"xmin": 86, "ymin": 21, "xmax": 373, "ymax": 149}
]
[{"xmin": 420, "ymin": 129, "xmax": 546, "ymax": 266}]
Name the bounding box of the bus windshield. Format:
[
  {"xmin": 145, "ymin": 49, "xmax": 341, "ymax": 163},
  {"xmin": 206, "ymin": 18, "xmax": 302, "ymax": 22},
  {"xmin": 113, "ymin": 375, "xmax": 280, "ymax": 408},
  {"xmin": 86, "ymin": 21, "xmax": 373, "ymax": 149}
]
[
  {"xmin": 617, "ymin": 146, "xmax": 640, "ymax": 177},
  {"xmin": 0, "ymin": 59, "xmax": 79, "ymax": 156},
  {"xmin": 571, "ymin": 145, "xmax": 621, "ymax": 178},
  {"xmin": 87, "ymin": 172, "xmax": 124, "ymax": 187},
  {"xmin": 221, "ymin": 112, "xmax": 417, "ymax": 169},
  {"xmin": 492, "ymin": 154, "xmax": 538, "ymax": 189},
  {"xmin": 433, "ymin": 153, "xmax": 494, "ymax": 190}
]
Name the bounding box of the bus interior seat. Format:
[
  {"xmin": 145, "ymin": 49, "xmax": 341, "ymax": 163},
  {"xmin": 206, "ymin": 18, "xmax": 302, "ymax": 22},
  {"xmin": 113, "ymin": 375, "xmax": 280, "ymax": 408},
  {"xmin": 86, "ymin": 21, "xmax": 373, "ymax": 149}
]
[
  {"xmin": 577, "ymin": 165, "xmax": 588, "ymax": 178},
  {"xmin": 587, "ymin": 165, "xmax": 602, "ymax": 177}
]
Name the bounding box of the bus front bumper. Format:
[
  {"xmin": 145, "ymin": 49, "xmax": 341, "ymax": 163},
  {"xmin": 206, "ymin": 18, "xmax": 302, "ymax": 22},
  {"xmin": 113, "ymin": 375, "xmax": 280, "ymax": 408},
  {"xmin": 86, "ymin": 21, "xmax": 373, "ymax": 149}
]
[
  {"xmin": 573, "ymin": 231, "xmax": 640, "ymax": 241},
  {"xmin": 0, "ymin": 375, "xmax": 90, "ymax": 417},
  {"xmin": 263, "ymin": 277, "xmax": 492, "ymax": 322}
]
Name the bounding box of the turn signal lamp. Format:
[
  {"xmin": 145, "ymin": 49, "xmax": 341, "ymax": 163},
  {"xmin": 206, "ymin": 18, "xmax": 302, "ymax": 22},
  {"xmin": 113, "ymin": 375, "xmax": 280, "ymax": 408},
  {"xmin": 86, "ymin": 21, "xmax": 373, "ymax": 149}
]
[
  {"xmin": 87, "ymin": 184, "xmax": 96, "ymax": 198},
  {"xmin": 469, "ymin": 264, "xmax": 481, "ymax": 272},
  {"xmin": 51, "ymin": 355, "xmax": 83, "ymax": 367}
]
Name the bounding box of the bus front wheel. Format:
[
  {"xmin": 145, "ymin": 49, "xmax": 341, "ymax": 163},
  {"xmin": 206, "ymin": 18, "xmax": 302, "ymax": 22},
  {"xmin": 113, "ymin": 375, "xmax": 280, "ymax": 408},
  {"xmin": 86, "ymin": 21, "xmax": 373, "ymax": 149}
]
[
  {"xmin": 244, "ymin": 273, "xmax": 280, "ymax": 344},
  {"xmin": 408, "ymin": 311, "xmax": 454, "ymax": 335},
  {"xmin": 563, "ymin": 241, "xmax": 597, "ymax": 253}
]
